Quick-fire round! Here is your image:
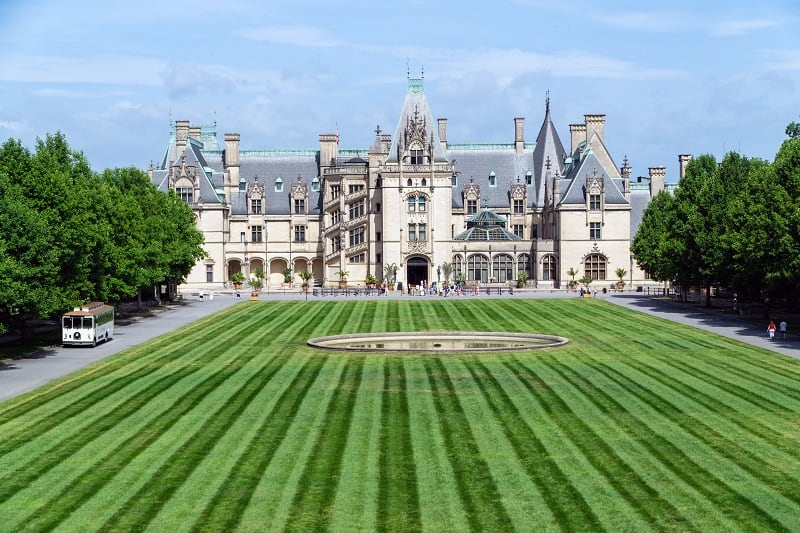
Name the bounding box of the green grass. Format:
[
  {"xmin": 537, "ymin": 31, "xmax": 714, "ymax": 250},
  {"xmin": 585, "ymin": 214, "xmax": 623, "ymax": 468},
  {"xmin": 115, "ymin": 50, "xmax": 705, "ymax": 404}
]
[{"xmin": 1, "ymin": 298, "xmax": 800, "ymax": 531}]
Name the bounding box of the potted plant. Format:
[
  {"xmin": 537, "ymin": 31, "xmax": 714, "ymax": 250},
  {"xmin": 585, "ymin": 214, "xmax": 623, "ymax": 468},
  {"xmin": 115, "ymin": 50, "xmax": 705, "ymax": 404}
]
[
  {"xmin": 299, "ymin": 270, "xmax": 313, "ymax": 292},
  {"xmin": 566, "ymin": 267, "xmax": 578, "ymax": 290},
  {"xmin": 231, "ymin": 271, "xmax": 245, "ymax": 289},
  {"xmin": 579, "ymin": 275, "xmax": 593, "ymax": 296},
  {"xmin": 335, "ymin": 270, "xmax": 349, "ymax": 289},
  {"xmin": 249, "ymin": 269, "xmax": 265, "ymax": 299},
  {"xmin": 440, "ymin": 262, "xmax": 453, "ymax": 285},
  {"xmin": 516, "ymin": 270, "xmax": 529, "ymax": 288},
  {"xmin": 615, "ymin": 268, "xmax": 627, "ymax": 291},
  {"xmin": 282, "ymin": 267, "xmax": 293, "ymax": 287},
  {"xmin": 364, "ymin": 274, "xmax": 378, "ymax": 288},
  {"xmin": 455, "ymin": 272, "xmax": 466, "ymax": 287},
  {"xmin": 383, "ymin": 263, "xmax": 398, "ymax": 290}
]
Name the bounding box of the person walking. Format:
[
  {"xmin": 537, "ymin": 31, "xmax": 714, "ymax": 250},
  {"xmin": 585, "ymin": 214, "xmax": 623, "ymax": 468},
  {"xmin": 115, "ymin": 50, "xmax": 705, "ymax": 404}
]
[
  {"xmin": 780, "ymin": 320, "xmax": 788, "ymax": 340},
  {"xmin": 768, "ymin": 320, "xmax": 777, "ymax": 340}
]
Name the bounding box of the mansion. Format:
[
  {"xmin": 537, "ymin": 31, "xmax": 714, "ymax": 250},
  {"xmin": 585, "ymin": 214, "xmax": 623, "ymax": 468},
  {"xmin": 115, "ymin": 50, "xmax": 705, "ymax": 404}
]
[{"xmin": 149, "ymin": 77, "xmax": 680, "ymax": 291}]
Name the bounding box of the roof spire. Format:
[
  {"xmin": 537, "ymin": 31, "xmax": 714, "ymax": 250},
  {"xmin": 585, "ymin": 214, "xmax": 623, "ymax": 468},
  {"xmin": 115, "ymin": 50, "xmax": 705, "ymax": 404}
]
[{"xmin": 545, "ymin": 90, "xmax": 550, "ymax": 114}]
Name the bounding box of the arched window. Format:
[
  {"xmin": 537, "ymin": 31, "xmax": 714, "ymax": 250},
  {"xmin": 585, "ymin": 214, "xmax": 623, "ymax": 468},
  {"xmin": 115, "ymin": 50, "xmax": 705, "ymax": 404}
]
[
  {"xmin": 453, "ymin": 254, "xmax": 464, "ymax": 278},
  {"xmin": 584, "ymin": 254, "xmax": 607, "ymax": 280},
  {"xmin": 418, "ymin": 196, "xmax": 426, "ymax": 212},
  {"xmin": 517, "ymin": 253, "xmax": 531, "ymax": 278},
  {"xmin": 468, "ymin": 255, "xmax": 489, "ymax": 283},
  {"xmin": 493, "ymin": 254, "xmax": 514, "ymax": 282},
  {"xmin": 541, "ymin": 255, "xmax": 556, "ymax": 281},
  {"xmin": 407, "ymin": 178, "xmax": 413, "ymax": 187},
  {"xmin": 525, "ymin": 171, "xmax": 532, "ymax": 185},
  {"xmin": 489, "ymin": 171, "xmax": 497, "ymax": 187}
]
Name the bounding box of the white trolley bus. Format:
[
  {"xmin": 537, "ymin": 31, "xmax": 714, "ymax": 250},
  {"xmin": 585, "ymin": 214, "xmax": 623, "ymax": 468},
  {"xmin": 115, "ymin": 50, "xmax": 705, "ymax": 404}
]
[{"xmin": 62, "ymin": 302, "xmax": 115, "ymax": 347}]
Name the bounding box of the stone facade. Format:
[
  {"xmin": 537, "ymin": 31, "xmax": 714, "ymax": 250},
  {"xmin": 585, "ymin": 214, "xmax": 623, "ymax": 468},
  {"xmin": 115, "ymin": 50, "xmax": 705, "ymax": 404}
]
[{"xmin": 149, "ymin": 78, "xmax": 667, "ymax": 291}]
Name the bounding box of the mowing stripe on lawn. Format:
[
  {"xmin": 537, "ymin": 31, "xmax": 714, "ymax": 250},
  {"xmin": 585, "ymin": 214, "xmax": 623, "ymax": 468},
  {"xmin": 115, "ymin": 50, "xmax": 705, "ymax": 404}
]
[
  {"xmin": 403, "ymin": 358, "xmax": 473, "ymax": 532},
  {"xmin": 469, "ymin": 356, "xmax": 646, "ymax": 530},
  {"xmin": 0, "ymin": 305, "xmax": 245, "ymax": 422},
  {"xmin": 12, "ymin": 310, "xmax": 290, "ymax": 531},
  {"xmin": 188, "ymin": 355, "xmax": 328, "ymax": 532},
  {"xmin": 376, "ymin": 357, "xmax": 421, "ymax": 533},
  {"xmin": 0, "ymin": 312, "xmax": 259, "ymax": 508},
  {"xmin": 91, "ymin": 312, "xmax": 309, "ymax": 531},
  {"xmin": 328, "ymin": 357, "xmax": 385, "ymax": 531},
  {"xmin": 283, "ymin": 355, "xmax": 366, "ymax": 531},
  {"xmin": 422, "ymin": 356, "xmax": 512, "ymax": 532},
  {"xmin": 550, "ymin": 356, "xmax": 792, "ymax": 529}
]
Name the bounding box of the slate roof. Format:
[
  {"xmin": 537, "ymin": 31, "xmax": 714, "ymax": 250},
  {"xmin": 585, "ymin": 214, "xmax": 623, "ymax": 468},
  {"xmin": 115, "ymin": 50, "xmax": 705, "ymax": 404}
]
[{"xmin": 386, "ymin": 78, "xmax": 448, "ymax": 164}]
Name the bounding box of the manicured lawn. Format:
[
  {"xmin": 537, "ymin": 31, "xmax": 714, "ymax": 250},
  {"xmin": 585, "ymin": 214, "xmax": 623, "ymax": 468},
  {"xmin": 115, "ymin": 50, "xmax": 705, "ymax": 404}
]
[{"xmin": 1, "ymin": 298, "xmax": 800, "ymax": 531}]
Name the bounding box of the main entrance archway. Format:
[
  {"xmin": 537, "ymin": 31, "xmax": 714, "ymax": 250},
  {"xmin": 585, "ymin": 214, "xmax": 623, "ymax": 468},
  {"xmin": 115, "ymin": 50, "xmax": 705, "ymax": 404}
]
[{"xmin": 406, "ymin": 257, "xmax": 429, "ymax": 287}]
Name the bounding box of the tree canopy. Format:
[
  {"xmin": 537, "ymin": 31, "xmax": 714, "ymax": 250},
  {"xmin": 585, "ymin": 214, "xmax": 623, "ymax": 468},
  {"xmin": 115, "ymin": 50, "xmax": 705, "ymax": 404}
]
[
  {"xmin": 0, "ymin": 133, "xmax": 205, "ymax": 336},
  {"xmin": 632, "ymin": 120, "xmax": 800, "ymax": 305}
]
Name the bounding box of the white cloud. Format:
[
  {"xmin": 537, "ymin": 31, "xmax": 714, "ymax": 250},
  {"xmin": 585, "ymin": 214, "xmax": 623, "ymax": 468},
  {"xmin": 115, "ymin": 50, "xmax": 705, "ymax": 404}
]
[
  {"xmin": 235, "ymin": 25, "xmax": 345, "ymax": 48},
  {"xmin": 0, "ymin": 119, "xmax": 25, "ymax": 133},
  {"xmin": 711, "ymin": 19, "xmax": 780, "ymax": 37},
  {"xmin": 0, "ymin": 54, "xmax": 166, "ymax": 85}
]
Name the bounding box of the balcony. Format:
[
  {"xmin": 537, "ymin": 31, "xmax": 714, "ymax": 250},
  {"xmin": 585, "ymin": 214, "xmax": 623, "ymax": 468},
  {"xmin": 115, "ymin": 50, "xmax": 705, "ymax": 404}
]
[
  {"xmin": 345, "ymin": 188, "xmax": 367, "ymax": 203},
  {"xmin": 345, "ymin": 213, "xmax": 368, "ymax": 229},
  {"xmin": 345, "ymin": 242, "xmax": 368, "ymax": 257}
]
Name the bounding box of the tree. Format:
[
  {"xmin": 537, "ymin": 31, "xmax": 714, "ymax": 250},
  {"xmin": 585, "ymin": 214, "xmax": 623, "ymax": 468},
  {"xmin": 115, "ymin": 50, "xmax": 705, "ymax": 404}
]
[
  {"xmin": 440, "ymin": 261, "xmax": 453, "ymax": 284},
  {"xmin": 631, "ymin": 190, "xmax": 683, "ymax": 284}
]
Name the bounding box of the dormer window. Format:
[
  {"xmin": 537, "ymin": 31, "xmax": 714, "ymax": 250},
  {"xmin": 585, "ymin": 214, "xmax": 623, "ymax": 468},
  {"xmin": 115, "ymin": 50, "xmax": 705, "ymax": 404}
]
[
  {"xmin": 275, "ymin": 177, "xmax": 283, "ymax": 192},
  {"xmin": 489, "ymin": 171, "xmax": 497, "ymax": 187},
  {"xmin": 411, "ymin": 149, "xmax": 423, "ymax": 165},
  {"xmin": 239, "ymin": 177, "xmax": 246, "ymax": 191},
  {"xmin": 251, "ymin": 198, "xmax": 262, "ymax": 215},
  {"xmin": 525, "ymin": 171, "xmax": 532, "ymax": 185},
  {"xmin": 311, "ymin": 177, "xmax": 320, "ymax": 192}
]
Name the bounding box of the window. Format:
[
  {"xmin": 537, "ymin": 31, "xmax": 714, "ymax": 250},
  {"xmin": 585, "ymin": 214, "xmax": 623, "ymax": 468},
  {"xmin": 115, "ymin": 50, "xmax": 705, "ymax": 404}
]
[
  {"xmin": 513, "ymin": 199, "xmax": 524, "ymax": 214},
  {"xmin": 206, "ymin": 264, "xmax": 213, "ymax": 283},
  {"xmin": 239, "ymin": 178, "xmax": 246, "ymax": 192},
  {"xmin": 493, "ymin": 254, "xmax": 514, "ymax": 282},
  {"xmin": 407, "ymin": 178, "xmax": 412, "ymax": 186},
  {"xmin": 376, "ymin": 231, "xmax": 382, "ymax": 242},
  {"xmin": 250, "ymin": 198, "xmax": 261, "ymax": 214},
  {"xmin": 467, "ymin": 199, "xmax": 477, "ymax": 215},
  {"xmin": 418, "ymin": 224, "xmax": 427, "ymax": 241},
  {"xmin": 349, "ymin": 253, "xmax": 366, "ymax": 264},
  {"xmin": 294, "ymin": 225, "xmax": 306, "ymax": 242},
  {"xmin": 376, "ymin": 253, "xmax": 382, "ymax": 263},
  {"xmin": 513, "ymin": 224, "xmax": 524, "ymax": 238},
  {"xmin": 468, "ymin": 255, "xmax": 489, "ymax": 283},
  {"xmin": 590, "ymin": 194, "xmax": 601, "ymax": 210},
  {"xmin": 294, "ymin": 199, "xmax": 305, "ymax": 214},
  {"xmin": 411, "ymin": 149, "xmax": 423, "ymax": 165},
  {"xmin": 532, "ymin": 224, "xmax": 538, "ymax": 239},
  {"xmin": 348, "ymin": 184, "xmax": 365, "ymax": 194},
  {"xmin": 525, "ymin": 171, "xmax": 532, "ymax": 185},
  {"xmin": 452, "ymin": 175, "xmax": 458, "ymax": 187},
  {"xmin": 332, "ymin": 236, "xmax": 341, "ymax": 252},
  {"xmin": 331, "ymin": 185, "xmax": 340, "ymax": 199},
  {"xmin": 332, "ymin": 210, "xmax": 341, "ymax": 224},
  {"xmin": 274, "ymin": 178, "xmax": 283, "ymax": 192},
  {"xmin": 542, "ymin": 255, "xmax": 556, "ymax": 281},
  {"xmin": 240, "ymin": 232, "xmax": 245, "ymax": 243},
  {"xmin": 408, "ymin": 223, "xmax": 416, "ymax": 241},
  {"xmin": 251, "ymin": 225, "xmax": 263, "ymax": 242},
  {"xmin": 349, "ymin": 201, "xmax": 365, "ymax": 219},
  {"xmin": 584, "ymin": 253, "xmax": 606, "ymax": 280},
  {"xmin": 518, "ymin": 254, "xmax": 532, "ymax": 278},
  {"xmin": 311, "ymin": 177, "xmax": 320, "ymax": 192},
  {"xmin": 489, "ymin": 172, "xmax": 496, "ymax": 187},
  {"xmin": 453, "ymin": 254, "xmax": 464, "ymax": 277},
  {"xmin": 376, "ymin": 202, "xmax": 381, "ymax": 212},
  {"xmin": 418, "ymin": 196, "xmax": 426, "ymax": 212},
  {"xmin": 590, "ymin": 222, "xmax": 601, "ymax": 240},
  {"xmin": 349, "ymin": 226, "xmax": 365, "ymax": 247},
  {"xmin": 408, "ymin": 197, "xmax": 416, "ymax": 212},
  {"xmin": 177, "ymin": 187, "xmax": 193, "ymax": 204}
]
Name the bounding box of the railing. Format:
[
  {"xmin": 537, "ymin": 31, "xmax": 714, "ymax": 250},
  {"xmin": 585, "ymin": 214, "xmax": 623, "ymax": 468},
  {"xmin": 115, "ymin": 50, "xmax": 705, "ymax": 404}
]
[
  {"xmin": 345, "ymin": 188, "xmax": 367, "ymax": 203},
  {"xmin": 324, "ymin": 196, "xmax": 341, "ymax": 212},
  {"xmin": 345, "ymin": 213, "xmax": 368, "ymax": 229},
  {"xmin": 345, "ymin": 242, "xmax": 368, "ymax": 256}
]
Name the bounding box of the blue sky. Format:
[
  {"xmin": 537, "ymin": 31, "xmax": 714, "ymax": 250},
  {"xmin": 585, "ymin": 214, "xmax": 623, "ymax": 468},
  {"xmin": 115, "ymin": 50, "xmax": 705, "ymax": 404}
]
[{"xmin": 0, "ymin": 0, "xmax": 798, "ymax": 182}]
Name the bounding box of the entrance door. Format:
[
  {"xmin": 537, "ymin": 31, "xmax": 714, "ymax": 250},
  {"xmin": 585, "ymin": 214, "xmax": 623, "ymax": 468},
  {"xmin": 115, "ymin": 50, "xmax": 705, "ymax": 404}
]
[{"xmin": 406, "ymin": 257, "xmax": 429, "ymax": 288}]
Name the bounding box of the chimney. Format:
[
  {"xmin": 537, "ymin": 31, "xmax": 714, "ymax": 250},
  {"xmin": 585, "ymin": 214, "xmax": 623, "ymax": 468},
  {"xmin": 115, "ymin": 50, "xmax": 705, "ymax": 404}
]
[
  {"xmin": 678, "ymin": 154, "xmax": 692, "ymax": 181},
  {"xmin": 649, "ymin": 166, "xmax": 665, "ymax": 196},
  {"xmin": 584, "ymin": 114, "xmax": 605, "ymax": 146},
  {"xmin": 437, "ymin": 118, "xmax": 447, "ymax": 152},
  {"xmin": 189, "ymin": 125, "xmax": 201, "ymax": 141},
  {"xmin": 175, "ymin": 119, "xmax": 190, "ymax": 155},
  {"xmin": 223, "ymin": 133, "xmax": 240, "ymax": 203},
  {"xmin": 514, "ymin": 117, "xmax": 525, "ymax": 154},
  {"xmin": 319, "ymin": 133, "xmax": 339, "ymax": 169},
  {"xmin": 569, "ymin": 123, "xmax": 586, "ymax": 158}
]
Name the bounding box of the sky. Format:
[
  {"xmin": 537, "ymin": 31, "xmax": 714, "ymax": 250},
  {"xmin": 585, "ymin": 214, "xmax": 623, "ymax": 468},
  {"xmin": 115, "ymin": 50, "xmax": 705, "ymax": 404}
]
[{"xmin": 0, "ymin": 0, "xmax": 798, "ymax": 182}]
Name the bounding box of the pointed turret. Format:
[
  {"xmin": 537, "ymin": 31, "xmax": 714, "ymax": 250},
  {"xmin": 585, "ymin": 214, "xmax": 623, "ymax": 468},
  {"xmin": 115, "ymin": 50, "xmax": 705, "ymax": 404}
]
[
  {"xmin": 386, "ymin": 76, "xmax": 448, "ymax": 164},
  {"xmin": 531, "ymin": 93, "xmax": 566, "ymax": 206}
]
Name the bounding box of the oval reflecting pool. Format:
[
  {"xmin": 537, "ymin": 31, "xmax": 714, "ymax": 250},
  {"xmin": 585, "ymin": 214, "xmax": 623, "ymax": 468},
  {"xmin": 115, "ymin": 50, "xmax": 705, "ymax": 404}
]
[{"xmin": 308, "ymin": 331, "xmax": 568, "ymax": 353}]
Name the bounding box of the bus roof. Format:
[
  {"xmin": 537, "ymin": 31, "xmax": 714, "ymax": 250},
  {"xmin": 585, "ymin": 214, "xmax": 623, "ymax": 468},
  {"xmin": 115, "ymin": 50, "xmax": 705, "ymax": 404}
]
[{"xmin": 64, "ymin": 302, "xmax": 114, "ymax": 316}]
